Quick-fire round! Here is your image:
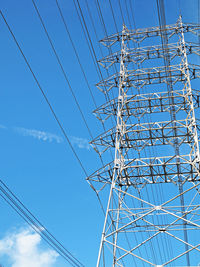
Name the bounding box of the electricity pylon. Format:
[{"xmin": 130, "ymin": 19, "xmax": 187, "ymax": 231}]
[{"xmin": 87, "ymin": 16, "xmax": 200, "ymax": 266}]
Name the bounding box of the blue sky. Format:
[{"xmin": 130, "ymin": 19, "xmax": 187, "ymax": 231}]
[{"xmin": 0, "ymin": 0, "xmax": 199, "ymax": 266}]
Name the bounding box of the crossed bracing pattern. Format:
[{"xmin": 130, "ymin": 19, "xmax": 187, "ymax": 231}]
[
  {"xmin": 88, "ymin": 17, "xmax": 200, "ymax": 266},
  {"xmin": 91, "ymin": 119, "xmax": 199, "ymax": 152},
  {"xmin": 99, "ymin": 42, "xmax": 200, "ymax": 68},
  {"xmin": 99, "ymin": 22, "xmax": 200, "ymax": 47},
  {"xmin": 88, "ymin": 155, "xmax": 200, "ymax": 189},
  {"xmin": 93, "ymin": 89, "xmax": 200, "ymax": 121},
  {"xmin": 101, "ymin": 181, "xmax": 200, "ymax": 266},
  {"xmin": 96, "ymin": 64, "xmax": 200, "ymax": 93}
]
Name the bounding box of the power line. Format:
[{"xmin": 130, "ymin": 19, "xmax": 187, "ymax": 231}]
[
  {"xmin": 84, "ymin": 0, "xmax": 104, "ymax": 58},
  {"xmin": 55, "ymin": 0, "xmax": 113, "ymax": 165},
  {"xmin": 156, "ymin": 0, "xmax": 190, "ymax": 264},
  {"xmin": 178, "ymin": 0, "xmax": 181, "ymax": 15},
  {"xmin": 71, "ymin": 3, "xmax": 134, "ymax": 264},
  {"xmin": 94, "ymin": 0, "xmax": 123, "ymax": 107},
  {"xmin": 95, "ymin": 0, "xmax": 118, "ymax": 75},
  {"xmin": 117, "ymin": 0, "xmax": 125, "ymax": 25},
  {"xmin": 72, "ymin": 0, "xmax": 116, "ymax": 163},
  {"xmin": 73, "ymin": 0, "xmax": 115, "ymax": 108},
  {"xmin": 97, "ymin": 3, "xmax": 153, "ymax": 262},
  {"xmin": 101, "ymin": 2, "xmax": 173, "ymax": 263},
  {"xmin": 0, "ymin": 7, "xmax": 109, "ymax": 257},
  {"xmin": 124, "ymin": 0, "xmax": 132, "ymax": 29},
  {"xmin": 108, "ymin": 0, "xmax": 118, "ymax": 32},
  {"xmin": 128, "ymin": 0, "xmax": 137, "ymax": 29},
  {"xmin": 1, "ymin": 2, "xmax": 108, "ymax": 236},
  {"xmin": 109, "ymin": 4, "xmax": 161, "ymax": 262},
  {"xmin": 0, "ymin": 178, "xmax": 84, "ymax": 267},
  {"xmin": 86, "ymin": 2, "xmax": 158, "ymax": 262},
  {"xmin": 0, "ymin": 10, "xmax": 88, "ymax": 178},
  {"xmin": 31, "ymin": 0, "xmax": 95, "ymax": 142},
  {"xmin": 89, "ymin": 2, "xmax": 158, "ymax": 263},
  {"xmin": 198, "ymin": 0, "xmax": 200, "ymax": 53},
  {"xmin": 55, "ymin": 0, "xmax": 98, "ymax": 110}
]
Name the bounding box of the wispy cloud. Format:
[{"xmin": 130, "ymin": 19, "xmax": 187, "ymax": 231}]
[
  {"xmin": 70, "ymin": 136, "xmax": 91, "ymax": 150},
  {"xmin": 15, "ymin": 127, "xmax": 91, "ymax": 149},
  {"xmin": 14, "ymin": 127, "xmax": 63, "ymax": 144},
  {"xmin": 0, "ymin": 124, "xmax": 7, "ymax": 129},
  {"xmin": 0, "ymin": 227, "xmax": 58, "ymax": 267},
  {"xmin": 0, "ymin": 124, "xmax": 91, "ymax": 150}
]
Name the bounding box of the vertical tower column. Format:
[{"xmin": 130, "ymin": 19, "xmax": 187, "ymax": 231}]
[
  {"xmin": 97, "ymin": 25, "xmax": 128, "ymax": 267},
  {"xmin": 88, "ymin": 18, "xmax": 200, "ymax": 266}
]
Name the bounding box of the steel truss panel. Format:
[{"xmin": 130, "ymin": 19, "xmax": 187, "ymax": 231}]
[
  {"xmin": 101, "ymin": 182, "xmax": 200, "ymax": 266},
  {"xmin": 93, "ymin": 90, "xmax": 200, "ymax": 121},
  {"xmin": 97, "ymin": 64, "xmax": 200, "ymax": 93},
  {"xmin": 100, "ymin": 23, "xmax": 200, "ymax": 47},
  {"xmin": 99, "ymin": 42, "xmax": 200, "ymax": 68},
  {"xmin": 87, "ymin": 155, "xmax": 199, "ymax": 187},
  {"xmin": 89, "ymin": 17, "xmax": 200, "ymax": 266},
  {"xmin": 109, "ymin": 203, "xmax": 200, "ymax": 233},
  {"xmin": 91, "ymin": 119, "xmax": 199, "ymax": 153}
]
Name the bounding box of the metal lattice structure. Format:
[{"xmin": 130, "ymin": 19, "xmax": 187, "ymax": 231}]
[{"xmin": 87, "ymin": 17, "xmax": 200, "ymax": 266}]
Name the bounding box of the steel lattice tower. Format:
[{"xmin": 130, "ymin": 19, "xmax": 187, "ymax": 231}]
[{"xmin": 87, "ymin": 17, "xmax": 200, "ymax": 266}]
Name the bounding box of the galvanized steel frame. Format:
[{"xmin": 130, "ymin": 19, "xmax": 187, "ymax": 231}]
[{"xmin": 88, "ymin": 17, "xmax": 200, "ymax": 266}]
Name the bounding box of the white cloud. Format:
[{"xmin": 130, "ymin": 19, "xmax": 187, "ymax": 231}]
[
  {"xmin": 14, "ymin": 127, "xmax": 63, "ymax": 144},
  {"xmin": 70, "ymin": 136, "xmax": 91, "ymax": 150},
  {"xmin": 0, "ymin": 227, "xmax": 58, "ymax": 267},
  {"xmin": 10, "ymin": 126, "xmax": 91, "ymax": 150}
]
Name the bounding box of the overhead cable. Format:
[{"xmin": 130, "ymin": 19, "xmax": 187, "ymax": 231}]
[
  {"xmin": 73, "ymin": 0, "xmax": 115, "ymax": 108},
  {"xmin": 0, "ymin": 10, "xmax": 88, "ymax": 177},
  {"xmin": 1, "ymin": 1, "xmax": 108, "ymax": 222},
  {"xmin": 31, "ymin": 0, "xmax": 95, "ymax": 143},
  {"xmin": 0, "ymin": 6, "xmax": 107, "ymax": 265},
  {"xmin": 0, "ymin": 179, "xmax": 84, "ymax": 267},
  {"xmin": 55, "ymin": 0, "xmax": 98, "ymax": 110},
  {"xmin": 156, "ymin": 0, "xmax": 190, "ymax": 265}
]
